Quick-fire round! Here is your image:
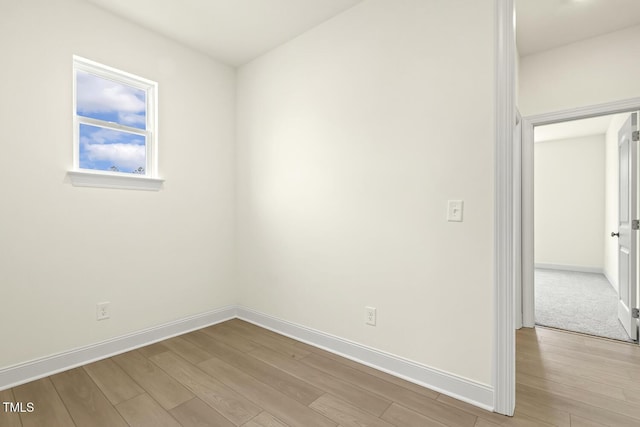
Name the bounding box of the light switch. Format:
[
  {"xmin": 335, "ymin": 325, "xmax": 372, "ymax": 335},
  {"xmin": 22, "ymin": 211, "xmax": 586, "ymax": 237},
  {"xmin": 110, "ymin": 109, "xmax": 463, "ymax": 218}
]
[{"xmin": 447, "ymin": 200, "xmax": 463, "ymax": 222}]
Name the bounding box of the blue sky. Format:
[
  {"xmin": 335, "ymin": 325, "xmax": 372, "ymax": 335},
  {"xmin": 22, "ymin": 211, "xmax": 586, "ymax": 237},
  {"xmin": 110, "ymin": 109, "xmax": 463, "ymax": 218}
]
[{"xmin": 76, "ymin": 70, "xmax": 147, "ymax": 173}]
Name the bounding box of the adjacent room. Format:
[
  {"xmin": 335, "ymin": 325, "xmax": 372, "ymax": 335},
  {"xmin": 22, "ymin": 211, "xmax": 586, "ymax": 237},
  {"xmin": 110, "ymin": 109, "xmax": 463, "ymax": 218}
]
[{"xmin": 533, "ymin": 113, "xmax": 633, "ymax": 342}]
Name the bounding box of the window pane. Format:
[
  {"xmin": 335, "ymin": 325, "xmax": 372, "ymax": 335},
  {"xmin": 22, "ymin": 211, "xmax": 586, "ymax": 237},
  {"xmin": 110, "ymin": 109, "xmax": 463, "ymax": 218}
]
[
  {"xmin": 76, "ymin": 70, "xmax": 146, "ymax": 129},
  {"xmin": 79, "ymin": 124, "xmax": 146, "ymax": 174}
]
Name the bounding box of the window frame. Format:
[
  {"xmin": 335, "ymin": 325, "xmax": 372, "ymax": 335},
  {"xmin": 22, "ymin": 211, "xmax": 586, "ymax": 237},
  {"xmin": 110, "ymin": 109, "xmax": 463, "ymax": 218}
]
[{"xmin": 69, "ymin": 55, "xmax": 163, "ymax": 191}]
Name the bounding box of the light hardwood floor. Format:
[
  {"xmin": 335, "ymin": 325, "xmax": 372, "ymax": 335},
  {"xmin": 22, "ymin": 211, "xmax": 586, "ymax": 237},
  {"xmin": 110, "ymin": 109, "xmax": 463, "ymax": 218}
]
[{"xmin": 2, "ymin": 321, "xmax": 640, "ymax": 426}]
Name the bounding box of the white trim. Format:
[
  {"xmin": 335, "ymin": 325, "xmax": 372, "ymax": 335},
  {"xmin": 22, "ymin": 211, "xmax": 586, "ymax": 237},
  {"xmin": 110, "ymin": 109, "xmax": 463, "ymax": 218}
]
[
  {"xmin": 525, "ymin": 97, "xmax": 640, "ymax": 126},
  {"xmin": 78, "ymin": 116, "xmax": 149, "ymax": 137},
  {"xmin": 521, "ymin": 98, "xmax": 640, "ymax": 332},
  {"xmin": 604, "ymin": 269, "xmax": 619, "ymax": 291},
  {"xmin": 72, "ymin": 55, "xmax": 159, "ymax": 182},
  {"xmin": 236, "ymin": 306, "xmax": 494, "ymax": 411},
  {"xmin": 1, "ymin": 304, "xmax": 494, "ymax": 411},
  {"xmin": 514, "ymin": 109, "xmax": 523, "ymax": 330},
  {"xmin": 535, "ymin": 263, "xmax": 603, "ymax": 274},
  {"xmin": 494, "ymin": 0, "xmax": 516, "ymax": 416},
  {"xmin": 522, "ymin": 118, "xmax": 535, "ymax": 328},
  {"xmin": 73, "ymin": 55, "xmax": 157, "ymax": 90},
  {"xmin": 67, "ymin": 170, "xmax": 164, "ymax": 191},
  {"xmin": 0, "ymin": 306, "xmax": 236, "ymax": 391}
]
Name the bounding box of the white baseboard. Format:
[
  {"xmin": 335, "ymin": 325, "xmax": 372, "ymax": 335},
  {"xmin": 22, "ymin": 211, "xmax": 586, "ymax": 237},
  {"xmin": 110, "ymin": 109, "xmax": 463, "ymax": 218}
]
[
  {"xmin": 236, "ymin": 306, "xmax": 494, "ymax": 411},
  {"xmin": 535, "ymin": 263, "xmax": 603, "ymax": 274},
  {"xmin": 603, "ymin": 270, "xmax": 619, "ymax": 292},
  {"xmin": 0, "ymin": 306, "xmax": 237, "ymax": 391},
  {"xmin": 1, "ymin": 304, "xmax": 494, "ymax": 413}
]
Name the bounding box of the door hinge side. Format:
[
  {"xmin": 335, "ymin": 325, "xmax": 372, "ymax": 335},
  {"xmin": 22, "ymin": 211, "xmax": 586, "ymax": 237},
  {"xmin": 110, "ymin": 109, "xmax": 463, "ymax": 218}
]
[
  {"xmin": 633, "ymin": 130, "xmax": 640, "ymax": 141},
  {"xmin": 633, "ymin": 219, "xmax": 640, "ymax": 230},
  {"xmin": 633, "ymin": 308, "xmax": 640, "ymax": 319}
]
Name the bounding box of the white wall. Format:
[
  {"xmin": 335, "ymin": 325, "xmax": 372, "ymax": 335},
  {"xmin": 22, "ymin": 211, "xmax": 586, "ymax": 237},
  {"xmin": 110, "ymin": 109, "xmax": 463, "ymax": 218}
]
[
  {"xmin": 519, "ymin": 25, "xmax": 640, "ymax": 116},
  {"xmin": 534, "ymin": 135, "xmax": 605, "ymax": 270},
  {"xmin": 237, "ymin": 0, "xmax": 495, "ymax": 385},
  {"xmin": 603, "ymin": 114, "xmax": 630, "ymax": 290},
  {"xmin": 0, "ymin": 0, "xmax": 236, "ymax": 369}
]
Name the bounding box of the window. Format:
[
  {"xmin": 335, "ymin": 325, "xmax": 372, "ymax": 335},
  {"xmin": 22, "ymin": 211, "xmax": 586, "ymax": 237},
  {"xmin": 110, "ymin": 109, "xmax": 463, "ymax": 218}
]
[{"xmin": 69, "ymin": 56, "xmax": 162, "ymax": 191}]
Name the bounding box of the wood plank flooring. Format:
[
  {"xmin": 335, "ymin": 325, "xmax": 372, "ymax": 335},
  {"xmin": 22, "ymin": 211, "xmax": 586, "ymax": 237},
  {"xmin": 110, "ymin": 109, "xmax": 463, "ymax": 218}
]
[{"xmin": 2, "ymin": 321, "xmax": 640, "ymax": 426}]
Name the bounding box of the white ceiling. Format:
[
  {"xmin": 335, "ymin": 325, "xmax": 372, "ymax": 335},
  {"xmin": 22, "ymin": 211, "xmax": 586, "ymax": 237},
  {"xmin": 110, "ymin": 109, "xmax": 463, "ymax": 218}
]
[
  {"xmin": 516, "ymin": 0, "xmax": 640, "ymax": 56},
  {"xmin": 86, "ymin": 0, "xmax": 640, "ymax": 65},
  {"xmin": 534, "ymin": 113, "xmax": 629, "ymax": 143},
  {"xmin": 86, "ymin": 0, "xmax": 363, "ymax": 66}
]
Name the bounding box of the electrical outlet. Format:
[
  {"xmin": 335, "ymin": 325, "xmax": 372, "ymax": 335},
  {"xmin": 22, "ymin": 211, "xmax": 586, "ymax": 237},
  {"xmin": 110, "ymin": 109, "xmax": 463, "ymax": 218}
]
[
  {"xmin": 96, "ymin": 302, "xmax": 110, "ymax": 321},
  {"xmin": 365, "ymin": 306, "xmax": 376, "ymax": 326}
]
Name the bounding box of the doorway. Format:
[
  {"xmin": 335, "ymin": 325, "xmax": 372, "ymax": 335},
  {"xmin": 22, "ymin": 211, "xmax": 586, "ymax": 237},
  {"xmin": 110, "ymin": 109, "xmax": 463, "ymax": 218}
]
[
  {"xmin": 521, "ymin": 100, "xmax": 640, "ymax": 343},
  {"xmin": 534, "ymin": 113, "xmax": 632, "ymax": 341}
]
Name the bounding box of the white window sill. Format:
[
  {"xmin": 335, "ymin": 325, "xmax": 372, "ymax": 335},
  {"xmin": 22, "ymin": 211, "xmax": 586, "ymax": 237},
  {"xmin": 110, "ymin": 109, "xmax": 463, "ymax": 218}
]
[{"xmin": 67, "ymin": 170, "xmax": 164, "ymax": 191}]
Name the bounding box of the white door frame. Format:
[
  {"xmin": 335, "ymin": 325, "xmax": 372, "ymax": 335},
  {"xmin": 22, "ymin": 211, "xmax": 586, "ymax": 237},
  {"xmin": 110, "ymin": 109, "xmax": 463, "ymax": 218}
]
[
  {"xmin": 494, "ymin": 0, "xmax": 516, "ymax": 416},
  {"xmin": 520, "ymin": 98, "xmax": 640, "ymax": 328},
  {"xmin": 515, "ymin": 110, "xmax": 523, "ymax": 330}
]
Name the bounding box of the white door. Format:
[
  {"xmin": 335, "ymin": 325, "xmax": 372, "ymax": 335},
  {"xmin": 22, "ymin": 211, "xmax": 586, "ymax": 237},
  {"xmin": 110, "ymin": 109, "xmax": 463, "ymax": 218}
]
[{"xmin": 616, "ymin": 113, "xmax": 638, "ymax": 341}]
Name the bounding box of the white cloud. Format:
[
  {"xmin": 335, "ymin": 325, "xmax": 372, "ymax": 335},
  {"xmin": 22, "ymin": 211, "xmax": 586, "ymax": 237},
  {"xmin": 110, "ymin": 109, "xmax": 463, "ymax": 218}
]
[
  {"xmin": 118, "ymin": 112, "xmax": 146, "ymax": 126},
  {"xmin": 84, "ymin": 143, "xmax": 146, "ymax": 171},
  {"xmin": 80, "ymin": 125, "xmax": 146, "ymax": 171},
  {"xmin": 77, "ymin": 70, "xmax": 145, "ymax": 114},
  {"xmin": 80, "ymin": 127, "xmax": 128, "ymax": 145}
]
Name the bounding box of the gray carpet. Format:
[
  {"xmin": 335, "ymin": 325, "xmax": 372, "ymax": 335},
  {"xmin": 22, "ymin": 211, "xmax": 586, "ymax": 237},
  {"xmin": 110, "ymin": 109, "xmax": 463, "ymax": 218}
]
[{"xmin": 535, "ymin": 268, "xmax": 632, "ymax": 342}]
